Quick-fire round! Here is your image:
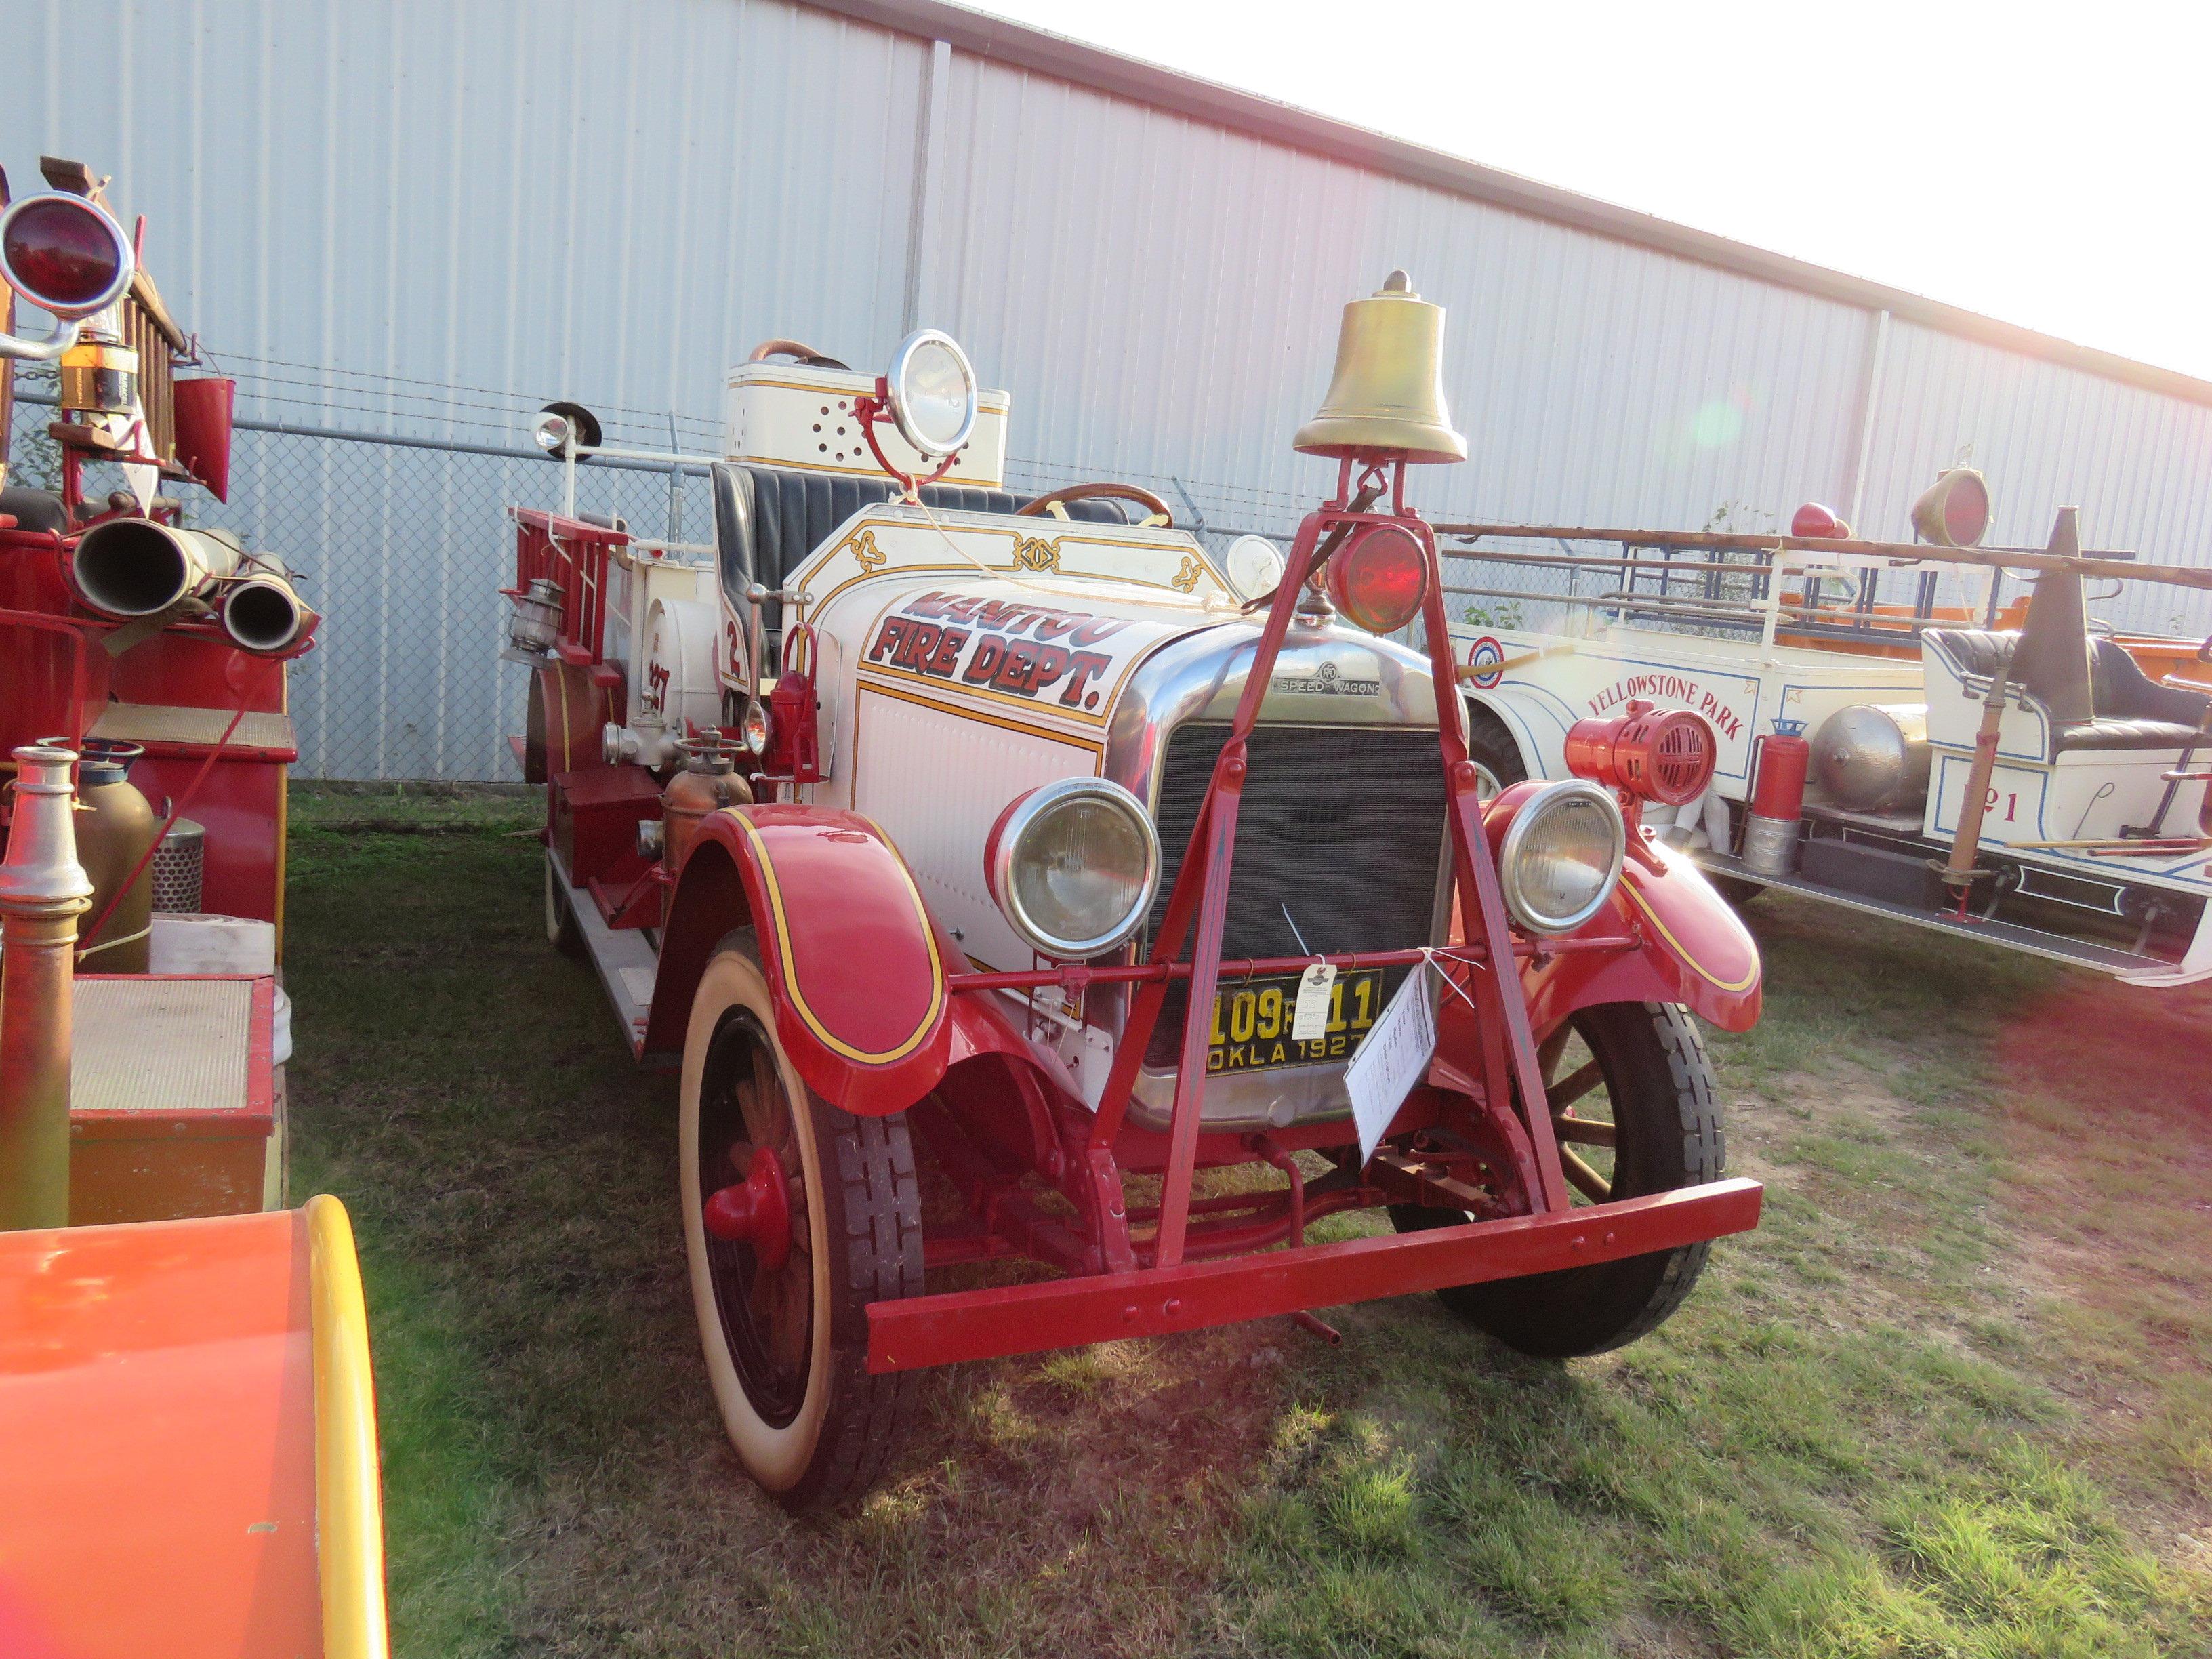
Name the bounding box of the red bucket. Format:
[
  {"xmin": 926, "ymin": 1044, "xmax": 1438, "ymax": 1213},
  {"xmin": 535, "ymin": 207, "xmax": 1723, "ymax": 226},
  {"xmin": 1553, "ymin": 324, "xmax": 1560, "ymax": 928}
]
[{"xmin": 172, "ymin": 376, "xmax": 236, "ymax": 502}]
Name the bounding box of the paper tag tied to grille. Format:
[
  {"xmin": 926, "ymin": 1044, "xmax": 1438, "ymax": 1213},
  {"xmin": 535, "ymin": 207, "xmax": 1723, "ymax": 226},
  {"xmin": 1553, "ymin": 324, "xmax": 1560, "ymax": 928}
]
[{"xmin": 1290, "ymin": 962, "xmax": 1336, "ymax": 1041}]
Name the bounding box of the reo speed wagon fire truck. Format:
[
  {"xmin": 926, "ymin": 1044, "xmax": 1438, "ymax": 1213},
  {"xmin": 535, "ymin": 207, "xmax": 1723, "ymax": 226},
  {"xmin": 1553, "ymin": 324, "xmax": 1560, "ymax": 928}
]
[{"xmin": 501, "ymin": 276, "xmax": 1765, "ymax": 1510}]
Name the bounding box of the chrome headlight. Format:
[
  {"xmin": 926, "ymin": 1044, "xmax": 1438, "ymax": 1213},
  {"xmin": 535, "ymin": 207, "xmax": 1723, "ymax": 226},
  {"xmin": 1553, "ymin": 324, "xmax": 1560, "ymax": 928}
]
[
  {"xmin": 1496, "ymin": 780, "xmax": 1626, "ymax": 935},
  {"xmin": 986, "ymin": 779, "xmax": 1160, "ymax": 960}
]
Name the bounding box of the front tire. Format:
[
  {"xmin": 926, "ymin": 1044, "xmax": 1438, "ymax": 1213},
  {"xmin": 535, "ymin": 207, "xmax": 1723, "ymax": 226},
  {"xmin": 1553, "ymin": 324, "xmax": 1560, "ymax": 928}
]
[
  {"xmin": 1463, "ymin": 701, "xmax": 1528, "ymax": 800},
  {"xmin": 1393, "ymin": 1001, "xmax": 1723, "ymax": 1357},
  {"xmin": 544, "ymin": 851, "xmax": 585, "ymax": 958},
  {"xmin": 679, "ymin": 929, "xmax": 924, "ymax": 1511}
]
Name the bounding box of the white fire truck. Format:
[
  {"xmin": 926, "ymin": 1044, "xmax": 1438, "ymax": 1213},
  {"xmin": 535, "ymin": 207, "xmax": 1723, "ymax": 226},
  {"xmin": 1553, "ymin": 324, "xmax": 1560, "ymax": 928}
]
[{"xmin": 1443, "ymin": 486, "xmax": 2212, "ymax": 985}]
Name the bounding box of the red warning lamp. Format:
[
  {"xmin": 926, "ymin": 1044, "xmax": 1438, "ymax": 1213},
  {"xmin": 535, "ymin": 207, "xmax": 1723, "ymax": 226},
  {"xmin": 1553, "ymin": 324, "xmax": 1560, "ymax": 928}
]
[
  {"xmin": 1565, "ymin": 700, "xmax": 1717, "ymax": 806},
  {"xmin": 0, "ymin": 193, "xmax": 134, "ymax": 318},
  {"xmin": 1789, "ymin": 501, "xmax": 1853, "ymax": 540},
  {"xmin": 1326, "ymin": 520, "xmax": 1431, "ymax": 634}
]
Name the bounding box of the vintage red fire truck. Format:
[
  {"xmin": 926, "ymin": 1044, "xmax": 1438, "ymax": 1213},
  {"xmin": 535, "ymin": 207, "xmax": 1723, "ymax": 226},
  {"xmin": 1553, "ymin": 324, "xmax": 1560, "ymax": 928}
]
[
  {"xmin": 0, "ymin": 161, "xmax": 388, "ymax": 1659},
  {"xmin": 1, "ymin": 157, "xmax": 319, "ymax": 1225},
  {"xmin": 502, "ymin": 275, "xmax": 1765, "ymax": 1510}
]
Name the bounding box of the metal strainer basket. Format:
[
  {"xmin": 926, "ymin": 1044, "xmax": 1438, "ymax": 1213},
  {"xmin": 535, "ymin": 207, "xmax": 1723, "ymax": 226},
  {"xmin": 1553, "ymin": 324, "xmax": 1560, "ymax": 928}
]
[{"xmin": 152, "ymin": 819, "xmax": 205, "ymax": 912}]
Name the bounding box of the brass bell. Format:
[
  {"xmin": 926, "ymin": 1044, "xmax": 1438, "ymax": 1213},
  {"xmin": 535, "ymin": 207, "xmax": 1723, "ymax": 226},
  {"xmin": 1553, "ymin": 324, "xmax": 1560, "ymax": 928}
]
[{"xmin": 1294, "ymin": 270, "xmax": 1467, "ymax": 464}]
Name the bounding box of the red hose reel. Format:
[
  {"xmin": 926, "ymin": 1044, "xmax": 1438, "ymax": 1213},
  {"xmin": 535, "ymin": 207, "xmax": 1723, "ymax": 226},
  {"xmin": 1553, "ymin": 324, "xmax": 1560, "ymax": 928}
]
[{"xmin": 1564, "ymin": 700, "xmax": 1717, "ymax": 807}]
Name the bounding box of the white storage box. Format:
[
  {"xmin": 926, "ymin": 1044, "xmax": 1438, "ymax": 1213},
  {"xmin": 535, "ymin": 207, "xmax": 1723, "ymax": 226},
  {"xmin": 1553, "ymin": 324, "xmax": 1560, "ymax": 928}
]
[{"xmin": 722, "ymin": 361, "xmax": 1009, "ymax": 489}]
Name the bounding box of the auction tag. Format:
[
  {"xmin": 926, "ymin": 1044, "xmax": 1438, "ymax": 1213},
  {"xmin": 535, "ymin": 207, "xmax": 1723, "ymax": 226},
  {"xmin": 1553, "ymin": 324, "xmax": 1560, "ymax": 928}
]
[
  {"xmin": 1345, "ymin": 965, "xmax": 1438, "ymax": 1168},
  {"xmin": 1290, "ymin": 962, "xmax": 1337, "ymax": 1041}
]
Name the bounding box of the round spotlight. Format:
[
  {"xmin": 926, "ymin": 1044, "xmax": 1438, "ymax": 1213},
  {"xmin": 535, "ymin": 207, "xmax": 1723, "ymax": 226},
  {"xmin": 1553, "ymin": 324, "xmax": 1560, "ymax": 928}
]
[
  {"xmin": 0, "ymin": 193, "xmax": 134, "ymax": 319},
  {"xmin": 1910, "ymin": 466, "xmax": 1991, "ymax": 549},
  {"xmin": 1495, "ymin": 780, "xmax": 1627, "ymax": 935},
  {"xmin": 985, "ymin": 778, "xmax": 1160, "ymax": 960},
  {"xmin": 885, "ymin": 329, "xmax": 977, "ymax": 459},
  {"xmin": 531, "ymin": 400, "xmax": 602, "ymax": 461},
  {"xmin": 1224, "ymin": 535, "xmax": 1287, "ymax": 600}
]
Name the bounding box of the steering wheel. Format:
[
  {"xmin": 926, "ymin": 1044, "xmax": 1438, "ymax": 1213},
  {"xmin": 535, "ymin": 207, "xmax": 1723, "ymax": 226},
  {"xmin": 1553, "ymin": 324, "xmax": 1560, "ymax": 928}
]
[{"xmin": 1016, "ymin": 483, "xmax": 1174, "ymax": 528}]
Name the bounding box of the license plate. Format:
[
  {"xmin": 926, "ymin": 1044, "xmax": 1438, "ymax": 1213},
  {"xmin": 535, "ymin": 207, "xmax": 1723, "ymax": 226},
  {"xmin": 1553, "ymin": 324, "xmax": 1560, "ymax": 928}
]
[{"xmin": 1206, "ymin": 968, "xmax": 1386, "ymax": 1076}]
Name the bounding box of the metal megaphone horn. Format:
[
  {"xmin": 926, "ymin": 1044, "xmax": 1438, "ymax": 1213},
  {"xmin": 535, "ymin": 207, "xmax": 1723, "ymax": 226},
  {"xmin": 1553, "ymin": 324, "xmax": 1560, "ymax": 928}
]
[{"xmin": 1293, "ymin": 270, "xmax": 1467, "ymax": 464}]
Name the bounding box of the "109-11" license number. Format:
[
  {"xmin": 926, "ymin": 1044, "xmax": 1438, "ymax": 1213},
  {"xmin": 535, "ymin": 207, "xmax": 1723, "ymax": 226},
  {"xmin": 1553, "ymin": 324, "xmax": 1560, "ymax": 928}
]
[{"xmin": 1206, "ymin": 968, "xmax": 1385, "ymax": 1075}]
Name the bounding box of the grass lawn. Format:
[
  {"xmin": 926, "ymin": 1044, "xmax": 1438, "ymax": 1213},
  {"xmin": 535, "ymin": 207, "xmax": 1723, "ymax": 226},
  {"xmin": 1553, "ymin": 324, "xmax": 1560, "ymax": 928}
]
[{"xmin": 287, "ymin": 785, "xmax": 2211, "ymax": 1657}]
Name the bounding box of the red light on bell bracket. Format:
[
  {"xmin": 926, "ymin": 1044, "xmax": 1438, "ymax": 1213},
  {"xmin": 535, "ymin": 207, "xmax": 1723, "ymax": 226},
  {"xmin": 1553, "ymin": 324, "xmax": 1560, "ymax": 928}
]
[
  {"xmin": 1564, "ymin": 699, "xmax": 1716, "ymax": 806},
  {"xmin": 1325, "ymin": 520, "xmax": 1431, "ymax": 634}
]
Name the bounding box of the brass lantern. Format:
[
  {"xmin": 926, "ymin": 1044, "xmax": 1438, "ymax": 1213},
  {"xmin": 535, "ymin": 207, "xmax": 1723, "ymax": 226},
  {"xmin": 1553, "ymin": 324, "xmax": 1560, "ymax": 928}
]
[{"xmin": 1294, "ymin": 270, "xmax": 1466, "ymax": 464}]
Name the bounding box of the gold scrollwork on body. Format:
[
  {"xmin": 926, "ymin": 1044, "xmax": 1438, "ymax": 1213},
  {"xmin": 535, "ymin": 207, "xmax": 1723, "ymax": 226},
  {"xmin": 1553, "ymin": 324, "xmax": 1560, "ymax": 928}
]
[
  {"xmin": 840, "ymin": 529, "xmax": 887, "ymax": 573},
  {"xmin": 1170, "ymin": 554, "xmax": 1202, "ymax": 593},
  {"xmin": 1012, "ymin": 535, "xmax": 1061, "ymax": 573}
]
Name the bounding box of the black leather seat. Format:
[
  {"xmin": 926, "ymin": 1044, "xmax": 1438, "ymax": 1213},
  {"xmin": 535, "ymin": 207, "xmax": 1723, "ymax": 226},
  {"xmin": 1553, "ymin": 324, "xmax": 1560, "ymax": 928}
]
[
  {"xmin": 710, "ymin": 462, "xmax": 1131, "ymax": 652},
  {"xmin": 1924, "ymin": 627, "xmax": 2011, "ymax": 680},
  {"xmin": 1924, "ymin": 628, "xmax": 2207, "ymax": 757},
  {"xmin": 2056, "ymin": 637, "xmax": 2208, "ymax": 753}
]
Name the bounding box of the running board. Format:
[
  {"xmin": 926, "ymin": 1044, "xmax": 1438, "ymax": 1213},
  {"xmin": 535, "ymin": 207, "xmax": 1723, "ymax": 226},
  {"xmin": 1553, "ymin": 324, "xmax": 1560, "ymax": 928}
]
[
  {"xmin": 1697, "ymin": 849, "xmax": 2179, "ymax": 977},
  {"xmin": 551, "ymin": 844, "xmax": 659, "ymax": 1059}
]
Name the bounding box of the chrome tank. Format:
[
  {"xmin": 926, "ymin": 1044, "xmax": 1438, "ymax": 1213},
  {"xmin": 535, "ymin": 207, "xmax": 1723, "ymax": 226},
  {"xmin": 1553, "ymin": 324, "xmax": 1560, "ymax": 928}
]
[
  {"xmin": 1099, "ymin": 617, "xmax": 1451, "ymax": 1133},
  {"xmin": 1811, "ymin": 703, "xmax": 1931, "ymax": 814}
]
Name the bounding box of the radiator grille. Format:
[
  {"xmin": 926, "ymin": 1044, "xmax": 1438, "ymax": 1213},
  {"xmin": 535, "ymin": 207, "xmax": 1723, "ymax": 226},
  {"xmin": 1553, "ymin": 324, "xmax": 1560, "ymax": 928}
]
[{"xmin": 1143, "ymin": 723, "xmax": 1446, "ymax": 1065}]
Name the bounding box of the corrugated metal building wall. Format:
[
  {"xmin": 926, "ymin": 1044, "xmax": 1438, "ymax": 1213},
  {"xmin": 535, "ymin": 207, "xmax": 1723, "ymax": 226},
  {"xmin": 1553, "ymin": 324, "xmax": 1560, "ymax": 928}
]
[{"xmin": 7, "ymin": 0, "xmax": 2209, "ymax": 776}]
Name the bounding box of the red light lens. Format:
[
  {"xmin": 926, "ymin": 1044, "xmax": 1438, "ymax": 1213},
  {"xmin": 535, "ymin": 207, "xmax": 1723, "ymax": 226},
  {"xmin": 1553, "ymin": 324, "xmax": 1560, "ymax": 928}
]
[
  {"xmin": 2, "ymin": 197, "xmax": 124, "ymax": 313},
  {"xmin": 1327, "ymin": 523, "xmax": 1430, "ymax": 634},
  {"xmin": 1790, "ymin": 501, "xmax": 1845, "ymax": 539},
  {"xmin": 1943, "ymin": 472, "xmax": 1989, "ymax": 547}
]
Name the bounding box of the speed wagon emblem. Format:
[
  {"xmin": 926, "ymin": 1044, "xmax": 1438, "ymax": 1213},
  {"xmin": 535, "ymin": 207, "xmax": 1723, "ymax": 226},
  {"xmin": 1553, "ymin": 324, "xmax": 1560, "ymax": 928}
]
[{"xmin": 1270, "ymin": 659, "xmax": 1379, "ymax": 696}]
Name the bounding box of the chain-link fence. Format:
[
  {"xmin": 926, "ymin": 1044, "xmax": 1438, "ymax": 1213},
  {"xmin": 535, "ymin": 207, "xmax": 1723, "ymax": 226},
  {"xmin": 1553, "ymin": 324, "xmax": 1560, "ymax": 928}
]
[
  {"xmin": 8, "ymin": 385, "xmax": 701, "ymax": 780},
  {"xmin": 3, "ymin": 377, "xmax": 1305, "ymax": 782},
  {"xmin": 15, "ymin": 369, "xmax": 2203, "ymax": 781}
]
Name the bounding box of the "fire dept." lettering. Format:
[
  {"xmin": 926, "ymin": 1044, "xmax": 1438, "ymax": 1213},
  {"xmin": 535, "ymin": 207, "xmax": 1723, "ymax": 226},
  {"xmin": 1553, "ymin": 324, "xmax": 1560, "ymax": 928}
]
[{"xmin": 865, "ymin": 592, "xmax": 1130, "ymax": 709}]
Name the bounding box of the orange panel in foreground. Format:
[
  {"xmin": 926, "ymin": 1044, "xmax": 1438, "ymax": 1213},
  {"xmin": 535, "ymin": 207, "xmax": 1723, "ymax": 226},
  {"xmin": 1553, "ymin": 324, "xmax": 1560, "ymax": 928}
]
[{"xmin": 0, "ymin": 1208, "xmax": 321, "ymax": 1659}]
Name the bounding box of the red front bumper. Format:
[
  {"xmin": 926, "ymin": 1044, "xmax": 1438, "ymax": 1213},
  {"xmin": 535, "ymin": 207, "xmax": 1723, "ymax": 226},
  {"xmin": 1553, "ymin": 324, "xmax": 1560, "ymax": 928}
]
[{"xmin": 866, "ymin": 1176, "xmax": 1762, "ymax": 1373}]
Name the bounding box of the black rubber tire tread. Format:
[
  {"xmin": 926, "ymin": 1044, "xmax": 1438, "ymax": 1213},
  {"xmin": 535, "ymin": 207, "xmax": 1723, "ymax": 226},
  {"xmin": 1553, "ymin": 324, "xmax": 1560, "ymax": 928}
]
[
  {"xmin": 708, "ymin": 928, "xmax": 925, "ymax": 1514},
  {"xmin": 1395, "ymin": 1001, "xmax": 1724, "ymax": 1359},
  {"xmin": 1462, "ymin": 699, "xmax": 1530, "ymax": 791},
  {"xmin": 790, "ymin": 1097, "xmax": 926, "ymax": 1512},
  {"xmin": 544, "ymin": 850, "xmax": 586, "ymax": 959}
]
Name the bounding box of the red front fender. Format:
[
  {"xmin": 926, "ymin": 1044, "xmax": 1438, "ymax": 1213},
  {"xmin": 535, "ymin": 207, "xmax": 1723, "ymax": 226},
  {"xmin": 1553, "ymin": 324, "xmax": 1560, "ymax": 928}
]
[
  {"xmin": 646, "ymin": 805, "xmax": 955, "ymax": 1114},
  {"xmin": 1523, "ymin": 838, "xmax": 1763, "ymax": 1033}
]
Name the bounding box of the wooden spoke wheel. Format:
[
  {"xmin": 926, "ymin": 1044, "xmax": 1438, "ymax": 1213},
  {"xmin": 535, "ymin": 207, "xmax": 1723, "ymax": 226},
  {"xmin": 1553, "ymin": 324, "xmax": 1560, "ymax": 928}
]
[
  {"xmin": 1391, "ymin": 1001, "xmax": 1725, "ymax": 1358},
  {"xmin": 679, "ymin": 929, "xmax": 923, "ymax": 1511}
]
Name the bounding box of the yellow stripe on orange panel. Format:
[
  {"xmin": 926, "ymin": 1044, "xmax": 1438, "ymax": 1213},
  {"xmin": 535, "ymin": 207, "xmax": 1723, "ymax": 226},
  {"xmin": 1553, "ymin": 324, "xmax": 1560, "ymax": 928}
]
[{"xmin": 307, "ymin": 1195, "xmax": 390, "ymax": 1659}]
